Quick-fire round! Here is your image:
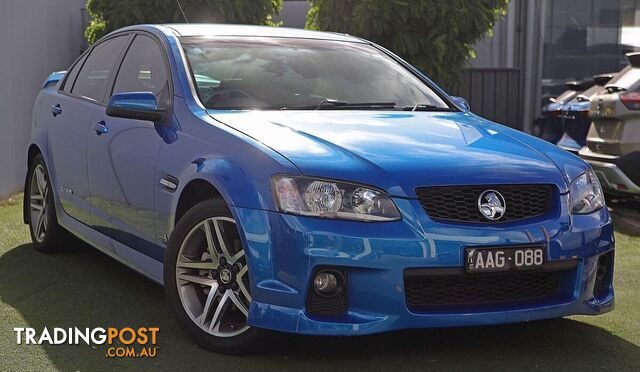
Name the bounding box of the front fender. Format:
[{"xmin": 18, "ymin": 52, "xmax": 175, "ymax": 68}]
[{"xmin": 155, "ymin": 100, "xmax": 300, "ymax": 239}]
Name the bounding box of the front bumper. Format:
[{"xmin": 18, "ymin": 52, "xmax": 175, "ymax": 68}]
[
  {"xmin": 232, "ymin": 194, "xmax": 614, "ymax": 336},
  {"xmin": 579, "ymin": 146, "xmax": 640, "ymax": 195}
]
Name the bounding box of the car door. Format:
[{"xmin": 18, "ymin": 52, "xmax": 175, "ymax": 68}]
[
  {"xmin": 87, "ymin": 33, "xmax": 171, "ymax": 261},
  {"xmin": 46, "ymin": 35, "xmax": 129, "ymax": 224}
]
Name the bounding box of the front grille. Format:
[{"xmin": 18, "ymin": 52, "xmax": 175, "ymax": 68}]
[
  {"xmin": 404, "ymin": 267, "xmax": 575, "ymax": 312},
  {"xmin": 416, "ymin": 184, "xmax": 554, "ymax": 223}
]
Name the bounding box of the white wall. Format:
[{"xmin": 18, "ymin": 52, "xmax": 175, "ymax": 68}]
[
  {"xmin": 469, "ymin": 0, "xmax": 519, "ymax": 69},
  {"xmin": 0, "ymin": 0, "xmax": 87, "ymax": 198}
]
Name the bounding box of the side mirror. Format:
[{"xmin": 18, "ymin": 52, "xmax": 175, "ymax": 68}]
[
  {"xmin": 106, "ymin": 92, "xmax": 165, "ymax": 122},
  {"xmin": 451, "ymin": 96, "xmax": 470, "ymax": 111}
]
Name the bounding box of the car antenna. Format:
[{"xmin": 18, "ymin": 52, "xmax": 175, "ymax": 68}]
[{"xmin": 176, "ymin": 0, "xmax": 189, "ymax": 23}]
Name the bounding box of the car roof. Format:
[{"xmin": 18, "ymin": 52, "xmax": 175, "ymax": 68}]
[{"xmin": 158, "ymin": 23, "xmax": 364, "ymax": 43}]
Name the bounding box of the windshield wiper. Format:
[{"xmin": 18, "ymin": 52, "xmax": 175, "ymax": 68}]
[
  {"xmin": 315, "ymin": 99, "xmax": 397, "ymax": 110},
  {"xmin": 314, "ymin": 99, "xmax": 347, "ymax": 109},
  {"xmin": 402, "ymin": 104, "xmax": 454, "ymax": 112},
  {"xmin": 278, "ymin": 100, "xmax": 397, "ymax": 110}
]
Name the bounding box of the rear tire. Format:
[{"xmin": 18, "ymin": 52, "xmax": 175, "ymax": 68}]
[
  {"xmin": 164, "ymin": 199, "xmax": 268, "ymax": 355},
  {"xmin": 26, "ymin": 154, "xmax": 71, "ymax": 253}
]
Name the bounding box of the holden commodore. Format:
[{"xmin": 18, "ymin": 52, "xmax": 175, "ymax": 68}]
[{"xmin": 25, "ymin": 24, "xmax": 614, "ymax": 354}]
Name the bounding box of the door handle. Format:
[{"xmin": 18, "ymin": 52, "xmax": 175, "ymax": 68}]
[
  {"xmin": 93, "ymin": 121, "xmax": 108, "ymax": 135},
  {"xmin": 51, "ymin": 104, "xmax": 62, "ymax": 117}
]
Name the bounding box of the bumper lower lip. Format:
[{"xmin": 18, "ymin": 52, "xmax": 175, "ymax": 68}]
[{"xmin": 250, "ymin": 287, "xmax": 614, "ymax": 336}]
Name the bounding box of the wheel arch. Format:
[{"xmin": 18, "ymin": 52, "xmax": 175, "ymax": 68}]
[
  {"xmin": 23, "ymin": 144, "xmax": 44, "ymax": 224},
  {"xmin": 174, "ymin": 178, "xmax": 224, "ymax": 226}
]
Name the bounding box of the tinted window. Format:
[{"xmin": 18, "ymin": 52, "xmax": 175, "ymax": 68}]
[
  {"xmin": 72, "ymin": 35, "xmax": 127, "ymax": 102},
  {"xmin": 181, "ymin": 37, "xmax": 450, "ymax": 111},
  {"xmin": 113, "ymin": 35, "xmax": 169, "ymax": 103},
  {"xmin": 61, "ymin": 53, "xmax": 87, "ymax": 93}
]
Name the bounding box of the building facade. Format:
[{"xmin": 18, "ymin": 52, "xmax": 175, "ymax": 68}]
[
  {"xmin": 470, "ymin": 0, "xmax": 640, "ymax": 130},
  {"xmin": 541, "ymin": 0, "xmax": 637, "ymax": 100}
]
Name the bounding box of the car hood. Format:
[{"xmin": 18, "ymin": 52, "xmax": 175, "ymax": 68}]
[{"xmin": 207, "ymin": 110, "xmax": 577, "ymax": 197}]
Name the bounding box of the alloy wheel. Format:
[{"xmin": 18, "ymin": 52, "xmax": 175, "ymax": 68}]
[
  {"xmin": 175, "ymin": 216, "xmax": 251, "ymax": 338},
  {"xmin": 29, "ymin": 164, "xmax": 49, "ymax": 243}
]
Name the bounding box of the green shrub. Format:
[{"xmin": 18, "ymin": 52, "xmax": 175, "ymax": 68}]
[
  {"xmin": 85, "ymin": 0, "xmax": 283, "ymax": 44},
  {"xmin": 306, "ymin": 0, "xmax": 509, "ymax": 88}
]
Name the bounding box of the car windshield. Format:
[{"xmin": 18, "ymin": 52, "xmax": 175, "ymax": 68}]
[{"xmin": 181, "ymin": 37, "xmax": 453, "ymax": 111}]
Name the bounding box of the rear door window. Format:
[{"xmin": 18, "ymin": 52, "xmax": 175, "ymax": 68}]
[{"xmin": 71, "ymin": 35, "xmax": 128, "ymax": 102}]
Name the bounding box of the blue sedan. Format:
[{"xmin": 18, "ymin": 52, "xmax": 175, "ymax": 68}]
[{"xmin": 25, "ymin": 24, "xmax": 614, "ymax": 354}]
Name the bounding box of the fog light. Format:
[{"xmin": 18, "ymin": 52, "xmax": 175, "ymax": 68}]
[{"xmin": 313, "ymin": 271, "xmax": 339, "ymax": 296}]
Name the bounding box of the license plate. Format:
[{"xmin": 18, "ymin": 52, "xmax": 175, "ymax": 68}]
[{"xmin": 465, "ymin": 246, "xmax": 545, "ymax": 273}]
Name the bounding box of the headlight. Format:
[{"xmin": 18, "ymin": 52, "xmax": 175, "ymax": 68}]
[
  {"xmin": 570, "ymin": 170, "xmax": 605, "ymax": 214},
  {"xmin": 271, "ymin": 176, "xmax": 401, "ymax": 221}
]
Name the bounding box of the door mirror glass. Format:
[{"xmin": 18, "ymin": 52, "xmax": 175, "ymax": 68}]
[
  {"xmin": 106, "ymin": 92, "xmax": 165, "ymax": 122},
  {"xmin": 451, "ymin": 96, "xmax": 471, "ymax": 111}
]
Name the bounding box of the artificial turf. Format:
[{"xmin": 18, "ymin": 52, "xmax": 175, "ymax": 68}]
[{"xmin": 0, "ymin": 194, "xmax": 638, "ymax": 371}]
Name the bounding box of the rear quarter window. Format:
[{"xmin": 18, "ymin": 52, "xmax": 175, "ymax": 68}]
[{"xmin": 60, "ymin": 54, "xmax": 87, "ymax": 93}]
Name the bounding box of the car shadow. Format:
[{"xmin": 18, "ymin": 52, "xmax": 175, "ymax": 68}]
[{"xmin": 0, "ymin": 242, "xmax": 638, "ymax": 371}]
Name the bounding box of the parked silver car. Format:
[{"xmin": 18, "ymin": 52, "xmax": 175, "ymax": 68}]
[
  {"xmin": 557, "ymin": 73, "xmax": 615, "ymax": 153},
  {"xmin": 580, "ymin": 52, "xmax": 640, "ymax": 198}
]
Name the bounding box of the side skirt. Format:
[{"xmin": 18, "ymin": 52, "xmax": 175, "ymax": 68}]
[{"xmin": 58, "ymin": 212, "xmax": 164, "ymax": 286}]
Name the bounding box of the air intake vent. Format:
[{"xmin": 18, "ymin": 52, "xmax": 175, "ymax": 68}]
[{"xmin": 404, "ymin": 265, "xmax": 577, "ymax": 312}]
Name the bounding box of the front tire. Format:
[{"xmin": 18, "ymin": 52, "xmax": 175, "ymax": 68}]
[
  {"xmin": 26, "ymin": 154, "xmax": 70, "ymax": 253},
  {"xmin": 164, "ymin": 199, "xmax": 267, "ymax": 355}
]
